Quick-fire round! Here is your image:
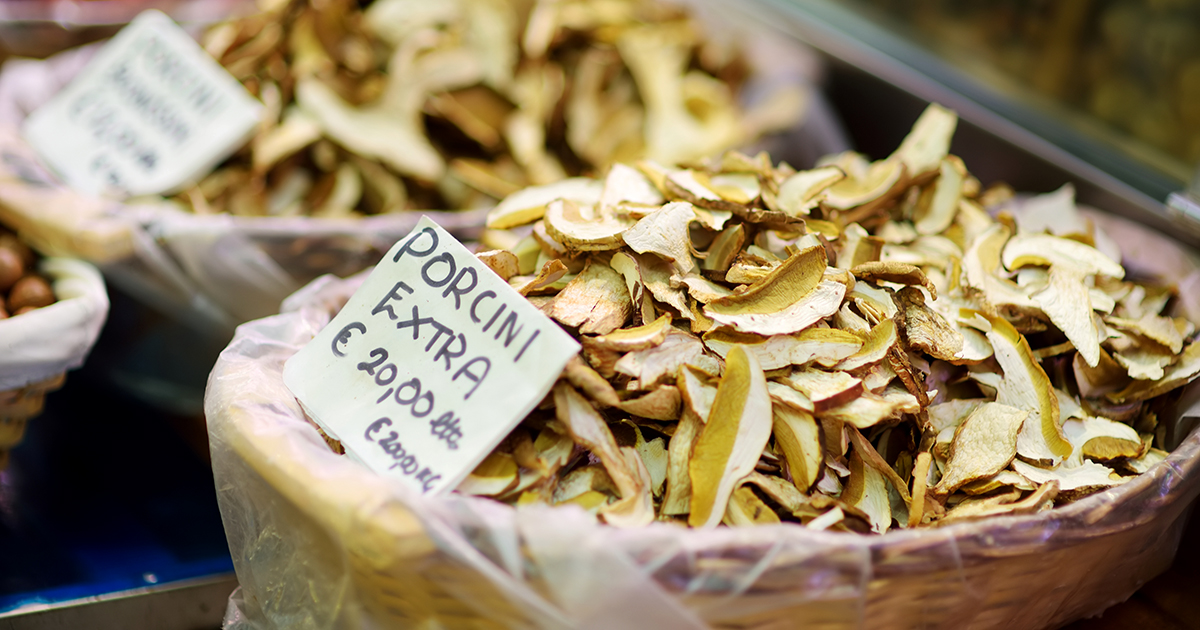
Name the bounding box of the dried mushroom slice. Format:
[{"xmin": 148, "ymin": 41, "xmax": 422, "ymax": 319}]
[
  {"xmin": 622, "ymin": 201, "xmax": 698, "ymax": 273},
  {"xmin": 1002, "ymin": 234, "xmax": 1124, "ymax": 279},
  {"xmin": 688, "ymin": 346, "xmax": 773, "ymax": 528},
  {"xmin": 851, "ymin": 262, "xmax": 937, "ymax": 299},
  {"xmin": 487, "ymin": 178, "xmax": 604, "ymax": 229},
  {"xmin": 776, "ymin": 166, "xmax": 845, "ymax": 217},
  {"xmin": 724, "ymin": 484, "xmax": 782, "ymax": 526},
  {"xmin": 772, "ymin": 405, "xmax": 823, "ymax": 492},
  {"xmin": 842, "ymin": 449, "xmax": 892, "ymax": 533},
  {"xmin": 459, "ymin": 452, "xmax": 520, "ymax": 496},
  {"xmin": 895, "ymin": 287, "xmax": 964, "ymax": 362},
  {"xmin": 1032, "ymin": 265, "xmax": 1100, "ymax": 367},
  {"xmin": 777, "ymin": 368, "xmax": 863, "ymax": 412},
  {"xmin": 703, "ymin": 327, "xmax": 863, "ymax": 371},
  {"xmin": 551, "ymin": 259, "xmax": 632, "ymax": 334},
  {"xmin": 933, "ymin": 403, "xmax": 1027, "ymax": 495},
  {"xmin": 1108, "ymin": 342, "xmax": 1200, "ymax": 403},
  {"xmin": 544, "ymin": 199, "xmax": 635, "ymax": 251},
  {"xmin": 1062, "ymin": 416, "xmax": 1144, "ymax": 466},
  {"xmin": 982, "ymin": 314, "xmax": 1072, "ymax": 466},
  {"xmin": 835, "ymin": 319, "xmax": 898, "ymax": 372},
  {"xmin": 890, "ymin": 103, "xmax": 957, "ymax": 180},
  {"xmin": 913, "ymin": 158, "xmax": 963, "ymax": 235}
]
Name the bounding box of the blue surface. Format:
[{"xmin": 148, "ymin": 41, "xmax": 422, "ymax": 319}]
[{"xmin": 0, "ymin": 307, "xmax": 234, "ymax": 613}]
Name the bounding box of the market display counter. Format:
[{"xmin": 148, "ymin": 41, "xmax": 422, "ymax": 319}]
[{"xmin": 0, "ymin": 287, "xmax": 233, "ymax": 629}]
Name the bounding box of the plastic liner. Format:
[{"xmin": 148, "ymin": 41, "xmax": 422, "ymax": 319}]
[
  {"xmin": 206, "ymin": 268, "xmax": 1200, "ymax": 630},
  {"xmin": 0, "ymin": 257, "xmax": 108, "ymax": 391}
]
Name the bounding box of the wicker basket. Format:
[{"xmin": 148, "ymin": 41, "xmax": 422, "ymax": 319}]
[
  {"xmin": 206, "ymin": 273, "xmax": 1200, "ymax": 630},
  {"xmin": 0, "ymin": 373, "xmax": 65, "ymax": 468},
  {"xmin": 0, "ymin": 257, "xmax": 108, "ymax": 468}
]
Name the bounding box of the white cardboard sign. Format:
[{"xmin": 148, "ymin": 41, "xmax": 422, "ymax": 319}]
[
  {"xmin": 22, "ymin": 10, "xmax": 261, "ymax": 198},
  {"xmin": 283, "ymin": 216, "xmax": 580, "ymax": 494}
]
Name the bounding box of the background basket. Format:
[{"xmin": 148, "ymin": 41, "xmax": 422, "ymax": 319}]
[
  {"xmin": 0, "ymin": 257, "xmax": 109, "ymax": 468},
  {"xmin": 206, "ymin": 271, "xmax": 1200, "ymax": 630},
  {"xmin": 0, "ymin": 372, "xmax": 64, "ymax": 469}
]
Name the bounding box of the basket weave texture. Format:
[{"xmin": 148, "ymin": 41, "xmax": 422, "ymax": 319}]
[{"xmin": 207, "ymin": 273, "xmax": 1200, "ymax": 630}]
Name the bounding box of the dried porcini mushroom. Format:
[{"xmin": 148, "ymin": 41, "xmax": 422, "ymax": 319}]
[
  {"xmin": 304, "ymin": 102, "xmax": 1198, "ymax": 533},
  {"xmin": 183, "ymin": 0, "xmax": 802, "ymax": 218}
]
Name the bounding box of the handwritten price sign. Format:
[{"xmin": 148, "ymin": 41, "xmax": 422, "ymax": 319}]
[
  {"xmin": 284, "ymin": 216, "xmax": 579, "ymax": 494},
  {"xmin": 23, "ymin": 10, "xmax": 261, "ymax": 197}
]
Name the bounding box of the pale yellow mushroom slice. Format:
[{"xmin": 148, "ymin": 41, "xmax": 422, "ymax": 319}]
[
  {"xmin": 1032, "ymin": 265, "xmax": 1101, "ymax": 367},
  {"xmin": 688, "ymin": 346, "xmax": 773, "ymax": 528},
  {"xmin": 1011, "ymin": 459, "xmax": 1125, "ymax": 498},
  {"xmin": 817, "ymin": 385, "xmax": 920, "ymax": 430},
  {"xmin": 890, "ymin": 103, "xmax": 957, "ymax": 180},
  {"xmin": 614, "ymin": 329, "xmax": 708, "ymax": 387},
  {"xmin": 1108, "ymin": 341, "xmax": 1200, "ymax": 403},
  {"xmin": 1105, "ymin": 313, "xmax": 1189, "ymax": 354},
  {"xmin": 940, "ymin": 481, "xmax": 1058, "ymax": 523},
  {"xmin": 554, "ymin": 384, "xmax": 654, "ymax": 527},
  {"xmin": 703, "ymin": 327, "xmax": 863, "ymax": 371},
  {"xmin": 487, "ymin": 177, "xmax": 604, "ymax": 229},
  {"xmin": 772, "ymin": 405, "xmax": 823, "ymax": 492},
  {"xmin": 458, "ymin": 451, "xmax": 520, "ymax": 497},
  {"xmin": 963, "ymin": 223, "xmax": 1043, "ymax": 318},
  {"xmin": 599, "ymin": 162, "xmax": 664, "ymax": 212},
  {"xmin": 775, "ymin": 166, "xmax": 845, "ymax": 217},
  {"xmin": 842, "ymin": 449, "xmax": 892, "ymax": 534},
  {"xmin": 552, "ymin": 464, "xmax": 619, "ymax": 505},
  {"xmin": 822, "ymin": 159, "xmax": 906, "ymax": 212},
  {"xmin": 724, "ymin": 484, "xmax": 782, "ymax": 526},
  {"xmin": 622, "ymin": 201, "xmax": 698, "ymax": 273},
  {"xmin": 1061, "ymin": 416, "xmax": 1144, "ymax": 467},
  {"xmin": 776, "ymin": 368, "xmax": 864, "ymax": 412},
  {"xmin": 767, "ymin": 382, "xmax": 815, "ymax": 413},
  {"xmin": 544, "ymin": 199, "xmax": 636, "ymax": 251},
  {"xmin": 834, "ymin": 319, "xmax": 898, "ymax": 372},
  {"xmin": 585, "ymin": 314, "xmax": 673, "ymax": 354},
  {"xmin": 983, "ymin": 313, "xmax": 1072, "ymax": 466},
  {"xmin": 914, "ymin": 158, "xmax": 963, "ymax": 235},
  {"xmin": 960, "ymin": 469, "xmax": 1036, "ymax": 495},
  {"xmin": 926, "ymin": 399, "xmax": 988, "ymax": 434},
  {"xmin": 296, "ymin": 77, "xmax": 445, "ymax": 181},
  {"xmin": 1002, "ymin": 233, "xmax": 1125, "ymax": 279},
  {"xmin": 933, "ymin": 403, "xmax": 1028, "ymax": 495},
  {"xmin": 661, "ymin": 410, "xmax": 702, "ymax": 515},
  {"xmin": 616, "ymin": 385, "xmax": 681, "ymax": 421},
  {"xmin": 551, "ymin": 259, "xmax": 632, "ymax": 334}
]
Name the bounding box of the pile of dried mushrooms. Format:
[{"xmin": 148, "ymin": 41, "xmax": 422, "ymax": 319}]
[
  {"xmin": 456, "ymin": 104, "xmax": 1200, "ymax": 533},
  {"xmin": 186, "ymin": 0, "xmax": 800, "ymax": 217}
]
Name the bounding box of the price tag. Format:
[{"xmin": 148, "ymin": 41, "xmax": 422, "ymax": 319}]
[
  {"xmin": 283, "ymin": 216, "xmax": 580, "ymax": 494},
  {"xmin": 22, "ymin": 10, "xmax": 262, "ymax": 198}
]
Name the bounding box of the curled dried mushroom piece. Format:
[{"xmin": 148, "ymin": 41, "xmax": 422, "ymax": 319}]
[
  {"xmin": 332, "ymin": 102, "xmax": 1196, "ymax": 533},
  {"xmin": 182, "ymin": 0, "xmax": 803, "ymax": 218}
]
